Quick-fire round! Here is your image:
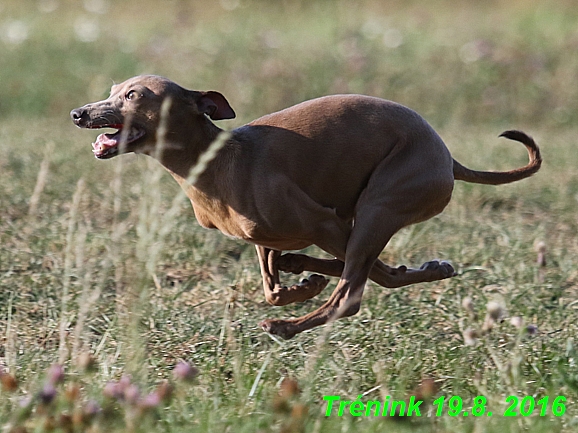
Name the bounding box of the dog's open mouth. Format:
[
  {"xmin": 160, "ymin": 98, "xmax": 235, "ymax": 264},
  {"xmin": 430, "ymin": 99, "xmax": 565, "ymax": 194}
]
[{"xmin": 90, "ymin": 124, "xmax": 146, "ymax": 159}]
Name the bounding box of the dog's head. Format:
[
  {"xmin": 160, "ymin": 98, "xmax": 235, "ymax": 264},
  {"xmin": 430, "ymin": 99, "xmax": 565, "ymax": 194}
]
[{"xmin": 70, "ymin": 75, "xmax": 235, "ymax": 159}]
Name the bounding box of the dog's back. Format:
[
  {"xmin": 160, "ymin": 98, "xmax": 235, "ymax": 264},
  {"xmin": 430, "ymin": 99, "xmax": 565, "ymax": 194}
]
[{"xmin": 233, "ymin": 94, "xmax": 453, "ymax": 220}]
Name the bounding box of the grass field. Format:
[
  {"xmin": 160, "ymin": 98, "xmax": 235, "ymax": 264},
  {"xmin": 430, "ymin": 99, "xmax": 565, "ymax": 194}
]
[{"xmin": 1, "ymin": 0, "xmax": 578, "ymax": 431}]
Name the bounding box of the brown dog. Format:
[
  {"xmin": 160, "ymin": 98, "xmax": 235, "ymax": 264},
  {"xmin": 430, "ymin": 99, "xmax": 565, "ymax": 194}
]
[{"xmin": 71, "ymin": 75, "xmax": 541, "ymax": 339}]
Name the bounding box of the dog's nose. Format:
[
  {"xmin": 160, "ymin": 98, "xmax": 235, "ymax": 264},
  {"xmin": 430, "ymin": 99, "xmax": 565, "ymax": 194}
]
[{"xmin": 70, "ymin": 107, "xmax": 87, "ymax": 126}]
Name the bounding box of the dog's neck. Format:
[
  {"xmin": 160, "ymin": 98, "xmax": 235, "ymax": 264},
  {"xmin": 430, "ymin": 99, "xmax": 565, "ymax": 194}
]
[
  {"xmin": 154, "ymin": 116, "xmax": 238, "ymax": 203},
  {"xmin": 155, "ymin": 117, "xmax": 227, "ymax": 178},
  {"xmin": 160, "ymin": 120, "xmax": 241, "ymax": 234}
]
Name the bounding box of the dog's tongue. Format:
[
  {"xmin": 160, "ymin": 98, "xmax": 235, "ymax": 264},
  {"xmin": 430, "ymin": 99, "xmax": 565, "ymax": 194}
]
[{"xmin": 92, "ymin": 132, "xmax": 119, "ymax": 153}]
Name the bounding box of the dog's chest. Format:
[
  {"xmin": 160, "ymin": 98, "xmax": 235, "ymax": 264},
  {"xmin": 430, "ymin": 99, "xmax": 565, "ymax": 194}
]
[
  {"xmin": 168, "ymin": 169, "xmax": 255, "ymax": 239},
  {"xmin": 189, "ymin": 196, "xmax": 257, "ymax": 241}
]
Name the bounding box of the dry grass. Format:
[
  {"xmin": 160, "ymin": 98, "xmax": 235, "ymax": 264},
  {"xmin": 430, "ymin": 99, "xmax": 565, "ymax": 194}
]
[{"xmin": 1, "ymin": 0, "xmax": 578, "ymax": 431}]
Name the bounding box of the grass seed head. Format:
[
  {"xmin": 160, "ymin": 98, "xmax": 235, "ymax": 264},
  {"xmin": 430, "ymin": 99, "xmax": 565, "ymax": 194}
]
[
  {"xmin": 77, "ymin": 353, "xmax": 98, "ymax": 373},
  {"xmin": 486, "ymin": 301, "xmax": 504, "ymax": 321},
  {"xmin": 526, "ymin": 324, "xmax": 538, "ymax": 336},
  {"xmin": 81, "ymin": 400, "xmax": 101, "ymax": 423},
  {"xmin": 462, "ymin": 296, "xmax": 474, "ymax": 311},
  {"xmin": 414, "ymin": 378, "xmax": 438, "ymax": 400},
  {"xmin": 291, "ymin": 403, "xmax": 308, "ymax": 419},
  {"xmin": 123, "ymin": 384, "xmax": 141, "ymax": 404},
  {"xmin": 46, "ymin": 364, "xmax": 65, "ymax": 386},
  {"xmin": 173, "ymin": 361, "xmax": 199, "ymax": 382},
  {"xmin": 155, "ymin": 380, "xmax": 174, "ymax": 402},
  {"xmin": 139, "ymin": 392, "xmax": 161, "ymax": 410},
  {"xmin": 64, "ymin": 383, "xmax": 81, "ymax": 402},
  {"xmin": 0, "ymin": 371, "xmax": 18, "ymax": 392},
  {"xmin": 482, "ymin": 316, "xmax": 494, "ymax": 333},
  {"xmin": 510, "ymin": 316, "xmax": 524, "ymax": 329},
  {"xmin": 535, "ymin": 241, "xmax": 547, "ymax": 267},
  {"xmin": 103, "ymin": 381, "xmax": 124, "ymax": 400},
  {"xmin": 279, "ymin": 377, "xmax": 301, "ymax": 398},
  {"xmin": 463, "ymin": 328, "xmax": 479, "ymax": 346},
  {"xmin": 38, "ymin": 383, "xmax": 57, "ymax": 405}
]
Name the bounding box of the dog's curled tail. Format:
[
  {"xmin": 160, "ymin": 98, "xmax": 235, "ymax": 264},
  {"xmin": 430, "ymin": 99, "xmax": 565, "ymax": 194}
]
[{"xmin": 453, "ymin": 130, "xmax": 542, "ymax": 185}]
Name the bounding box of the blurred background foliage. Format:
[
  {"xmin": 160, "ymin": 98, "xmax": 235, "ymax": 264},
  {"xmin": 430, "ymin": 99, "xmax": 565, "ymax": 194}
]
[{"xmin": 1, "ymin": 0, "xmax": 578, "ymax": 128}]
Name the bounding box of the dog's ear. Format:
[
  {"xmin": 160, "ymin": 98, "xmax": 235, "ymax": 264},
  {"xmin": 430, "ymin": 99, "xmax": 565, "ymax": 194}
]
[{"xmin": 196, "ymin": 91, "xmax": 236, "ymax": 120}]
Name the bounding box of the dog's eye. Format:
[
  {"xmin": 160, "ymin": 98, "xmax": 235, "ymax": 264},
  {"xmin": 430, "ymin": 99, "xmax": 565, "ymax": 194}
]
[{"xmin": 126, "ymin": 90, "xmax": 139, "ymax": 101}]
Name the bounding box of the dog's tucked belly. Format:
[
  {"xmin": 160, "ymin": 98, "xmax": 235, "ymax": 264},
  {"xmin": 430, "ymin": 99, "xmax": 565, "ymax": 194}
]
[{"xmin": 191, "ymin": 199, "xmax": 312, "ymax": 250}]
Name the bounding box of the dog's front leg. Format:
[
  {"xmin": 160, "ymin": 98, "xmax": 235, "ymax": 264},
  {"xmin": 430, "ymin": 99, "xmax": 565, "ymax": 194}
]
[
  {"xmin": 259, "ymin": 265, "xmax": 366, "ymax": 340},
  {"xmin": 255, "ymin": 245, "xmax": 328, "ymax": 307}
]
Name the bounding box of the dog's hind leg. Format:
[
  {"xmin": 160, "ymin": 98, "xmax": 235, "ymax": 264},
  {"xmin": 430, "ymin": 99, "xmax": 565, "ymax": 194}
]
[{"xmin": 276, "ymin": 252, "xmax": 454, "ymax": 289}]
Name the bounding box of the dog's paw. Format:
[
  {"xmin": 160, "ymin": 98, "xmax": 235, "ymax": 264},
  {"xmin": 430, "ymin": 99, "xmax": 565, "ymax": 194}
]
[
  {"xmin": 419, "ymin": 260, "xmax": 457, "ymax": 279},
  {"xmin": 259, "ymin": 319, "xmax": 298, "ymax": 340},
  {"xmin": 297, "ymin": 274, "xmax": 329, "ymax": 296}
]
